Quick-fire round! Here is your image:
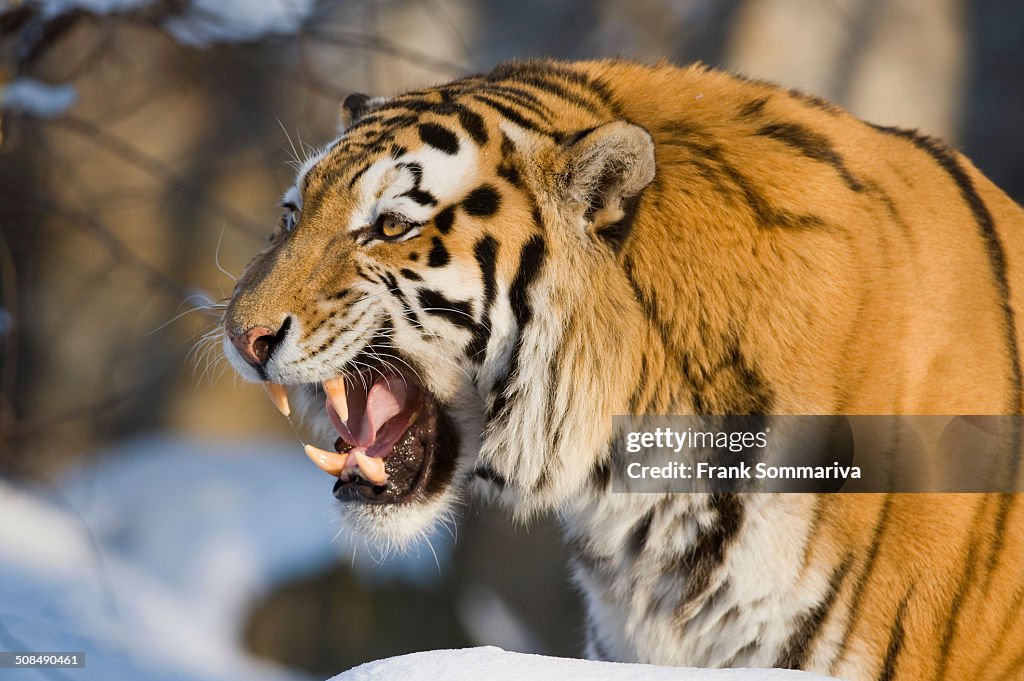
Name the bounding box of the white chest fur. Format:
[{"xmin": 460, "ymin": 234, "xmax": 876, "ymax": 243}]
[{"xmin": 563, "ymin": 492, "xmax": 836, "ymax": 670}]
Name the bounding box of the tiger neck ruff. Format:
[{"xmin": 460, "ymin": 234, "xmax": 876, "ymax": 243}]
[{"xmin": 223, "ymin": 59, "xmax": 1024, "ymax": 680}]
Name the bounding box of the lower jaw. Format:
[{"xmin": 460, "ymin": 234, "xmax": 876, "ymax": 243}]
[{"xmin": 332, "ymin": 395, "xmax": 461, "ymax": 505}]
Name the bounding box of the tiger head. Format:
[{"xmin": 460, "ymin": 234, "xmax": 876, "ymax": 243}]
[{"xmin": 223, "ymin": 62, "xmax": 655, "ymax": 544}]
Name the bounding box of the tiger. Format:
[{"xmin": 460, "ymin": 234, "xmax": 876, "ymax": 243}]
[{"xmin": 222, "ymin": 59, "xmax": 1024, "ymax": 680}]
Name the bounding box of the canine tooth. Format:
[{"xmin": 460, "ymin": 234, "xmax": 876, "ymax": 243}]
[
  {"xmin": 264, "ymin": 382, "xmax": 290, "ymax": 417},
  {"xmin": 353, "ymin": 449, "xmax": 387, "ymax": 485},
  {"xmin": 323, "ymin": 377, "xmax": 348, "ymax": 422},
  {"xmin": 304, "ymin": 444, "xmax": 350, "ymax": 477}
]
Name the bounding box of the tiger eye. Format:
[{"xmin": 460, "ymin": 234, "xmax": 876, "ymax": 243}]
[{"xmin": 382, "ymin": 216, "xmax": 408, "ymax": 238}]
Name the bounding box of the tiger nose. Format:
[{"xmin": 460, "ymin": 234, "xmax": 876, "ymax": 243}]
[{"xmin": 230, "ymin": 325, "xmax": 281, "ymax": 368}]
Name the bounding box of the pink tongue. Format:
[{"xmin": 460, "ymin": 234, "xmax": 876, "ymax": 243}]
[{"xmin": 331, "ymin": 377, "xmax": 409, "ymax": 448}]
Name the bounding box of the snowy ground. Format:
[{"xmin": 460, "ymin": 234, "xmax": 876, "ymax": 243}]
[
  {"xmin": 0, "ymin": 435, "xmax": 449, "ymax": 681},
  {"xmin": 333, "ymin": 647, "xmax": 840, "ymax": 681}
]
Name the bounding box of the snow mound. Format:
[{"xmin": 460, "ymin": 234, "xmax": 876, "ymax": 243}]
[{"xmin": 332, "ymin": 647, "xmax": 842, "ymax": 681}]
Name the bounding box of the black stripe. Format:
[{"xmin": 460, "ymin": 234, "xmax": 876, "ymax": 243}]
[
  {"xmin": 509, "ymin": 235, "xmax": 546, "ymax": 330},
  {"xmin": 534, "ymin": 335, "xmax": 573, "ymax": 492},
  {"xmin": 489, "ymin": 70, "xmax": 598, "ymax": 113},
  {"xmin": 472, "ymin": 94, "xmax": 548, "ymax": 135},
  {"xmin": 871, "ymin": 125, "xmax": 1022, "ymax": 414},
  {"xmin": 878, "ymin": 589, "xmax": 913, "ymax": 681},
  {"xmin": 832, "ymin": 494, "xmax": 893, "ymax": 672},
  {"xmin": 774, "ymin": 554, "xmax": 854, "ymax": 669},
  {"xmin": 674, "ymin": 494, "xmax": 744, "ymax": 620},
  {"xmin": 453, "ymin": 80, "xmax": 543, "ymax": 105},
  {"xmin": 488, "ymin": 235, "xmax": 546, "ymax": 421},
  {"xmin": 354, "ymin": 264, "xmax": 376, "ymax": 282},
  {"xmin": 398, "ymin": 268, "xmax": 422, "ymax": 282},
  {"xmin": 488, "ymin": 60, "xmax": 618, "ymax": 113},
  {"xmin": 977, "ymin": 585, "xmax": 1024, "ymax": 677},
  {"xmin": 558, "ymin": 126, "xmax": 598, "ymax": 147},
  {"xmin": 659, "ymin": 122, "xmax": 827, "ymax": 230},
  {"xmin": 724, "ymin": 163, "xmax": 826, "ymax": 229},
  {"xmin": 402, "ymin": 188, "xmax": 437, "ymax": 206},
  {"xmin": 497, "ymin": 135, "xmax": 522, "ymax": 187},
  {"xmin": 379, "ymin": 98, "xmax": 436, "ymax": 114},
  {"xmin": 462, "ymin": 185, "xmax": 502, "ymax": 217},
  {"xmin": 473, "ymin": 464, "xmax": 507, "ymax": 487},
  {"xmin": 427, "ymin": 237, "xmax": 450, "ymax": 267},
  {"xmin": 737, "ymin": 96, "xmax": 769, "ymax": 119},
  {"xmin": 589, "ymin": 450, "xmax": 610, "ymax": 489},
  {"xmin": 873, "ymin": 125, "xmax": 1022, "ymax": 583},
  {"xmin": 402, "ymin": 161, "xmax": 423, "ymax": 182},
  {"xmin": 416, "ymin": 288, "xmax": 475, "ymax": 330},
  {"xmin": 627, "ymin": 353, "xmax": 649, "ymax": 414},
  {"xmin": 382, "ymin": 272, "xmax": 420, "ymax": 327},
  {"xmin": 465, "ymin": 234, "xmax": 499, "ymax": 361},
  {"xmin": 497, "ymin": 160, "xmax": 520, "ymax": 187},
  {"xmin": 475, "ymin": 83, "xmax": 551, "ymax": 116},
  {"xmin": 936, "ymin": 501, "xmax": 990, "ymax": 681},
  {"xmin": 788, "ymin": 88, "xmax": 841, "ymax": 114},
  {"xmin": 304, "ymin": 313, "xmax": 330, "ymax": 338},
  {"xmin": 433, "ymin": 205, "xmax": 456, "ymax": 235},
  {"xmin": 530, "ymin": 204, "xmax": 544, "ymax": 231},
  {"xmin": 418, "ymin": 122, "xmax": 460, "ymax": 154},
  {"xmin": 467, "ymin": 86, "xmax": 550, "ymax": 121},
  {"xmin": 347, "ymin": 161, "xmax": 373, "ymax": 189},
  {"xmin": 755, "ymin": 122, "xmax": 864, "ymax": 192},
  {"xmin": 375, "ymin": 113, "xmax": 421, "ymax": 130},
  {"xmin": 623, "ymin": 254, "xmax": 677, "ymax": 358},
  {"xmin": 985, "ymin": 494, "xmax": 1018, "ymax": 593},
  {"xmin": 659, "ymin": 125, "xmax": 827, "ymax": 233},
  {"xmin": 456, "ymin": 108, "xmax": 488, "ymax": 146},
  {"xmin": 627, "ymin": 506, "xmax": 656, "ymax": 557}
]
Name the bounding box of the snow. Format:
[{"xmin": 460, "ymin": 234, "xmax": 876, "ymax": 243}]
[
  {"xmin": 34, "ymin": 0, "xmax": 154, "ymax": 18},
  {"xmin": 0, "ymin": 78, "xmax": 77, "ymax": 118},
  {"xmin": 332, "ymin": 647, "xmax": 841, "ymax": 681},
  {"xmin": 30, "ymin": 0, "xmax": 317, "ymax": 46},
  {"xmin": 0, "ymin": 435, "xmax": 451, "ymax": 681},
  {"xmin": 163, "ymin": 0, "xmax": 317, "ymax": 46}
]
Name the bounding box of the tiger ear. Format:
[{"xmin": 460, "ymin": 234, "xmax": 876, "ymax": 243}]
[
  {"xmin": 560, "ymin": 121, "xmax": 655, "ymax": 250},
  {"xmin": 338, "ymin": 93, "xmax": 388, "ymax": 132}
]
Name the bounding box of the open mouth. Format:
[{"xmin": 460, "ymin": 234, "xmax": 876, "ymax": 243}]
[{"xmin": 268, "ymin": 365, "xmax": 458, "ymax": 505}]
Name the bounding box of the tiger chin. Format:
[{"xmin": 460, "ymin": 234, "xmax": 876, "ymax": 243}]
[{"xmin": 223, "ymin": 59, "xmax": 1024, "ymax": 679}]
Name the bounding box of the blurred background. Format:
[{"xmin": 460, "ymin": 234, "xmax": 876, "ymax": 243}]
[{"xmin": 0, "ymin": 0, "xmax": 1022, "ymax": 679}]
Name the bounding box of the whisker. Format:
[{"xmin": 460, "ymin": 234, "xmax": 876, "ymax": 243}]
[
  {"xmin": 275, "ymin": 116, "xmax": 302, "ymax": 168},
  {"xmin": 147, "ymin": 292, "xmax": 224, "ymax": 335},
  {"xmin": 214, "ymin": 224, "xmax": 238, "ymax": 283}
]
